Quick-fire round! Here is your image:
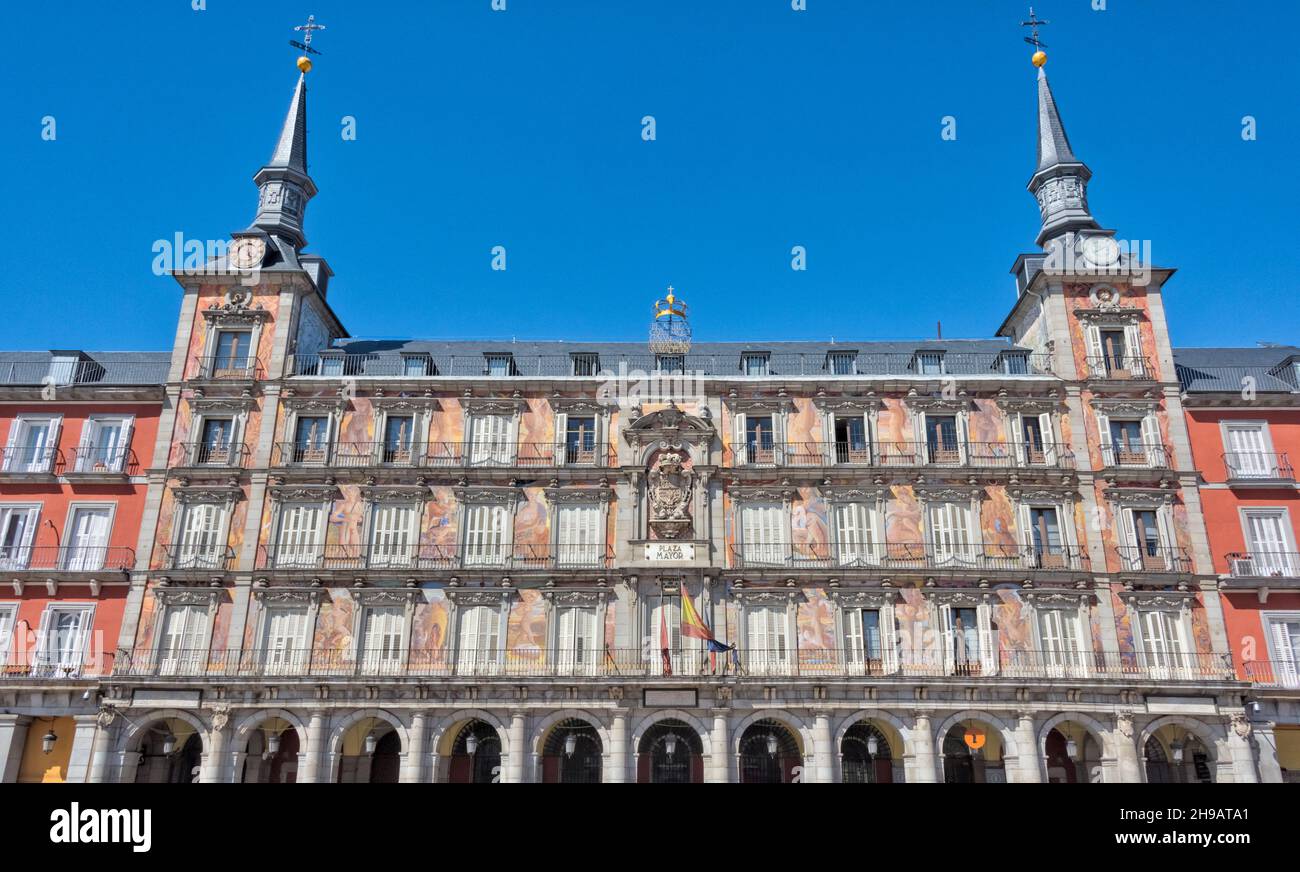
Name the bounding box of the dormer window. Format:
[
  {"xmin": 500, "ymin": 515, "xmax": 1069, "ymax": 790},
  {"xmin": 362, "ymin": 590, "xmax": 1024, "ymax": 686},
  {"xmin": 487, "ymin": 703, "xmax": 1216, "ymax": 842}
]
[
  {"xmin": 828, "ymin": 351, "xmax": 857, "ymax": 375},
  {"xmin": 742, "ymin": 353, "xmax": 770, "ymax": 376},
  {"xmin": 484, "ymin": 353, "xmax": 516, "ymax": 377},
  {"xmin": 655, "ymin": 354, "xmax": 685, "ymax": 375},
  {"xmin": 912, "ymin": 351, "xmax": 945, "ymax": 375},
  {"xmin": 570, "ymin": 353, "xmax": 600, "ymax": 377},
  {"xmin": 998, "ymin": 351, "xmax": 1030, "ymax": 375},
  {"xmin": 401, "ymin": 354, "xmax": 431, "ymax": 378},
  {"xmin": 49, "ymin": 355, "xmax": 80, "ymax": 385}
]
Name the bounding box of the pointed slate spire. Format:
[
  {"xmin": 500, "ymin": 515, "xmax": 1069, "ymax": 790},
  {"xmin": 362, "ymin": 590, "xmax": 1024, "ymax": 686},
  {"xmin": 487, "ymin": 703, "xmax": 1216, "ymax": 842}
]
[
  {"xmin": 246, "ymin": 73, "xmax": 317, "ymax": 249},
  {"xmin": 1027, "ymin": 66, "xmax": 1098, "ymax": 247}
]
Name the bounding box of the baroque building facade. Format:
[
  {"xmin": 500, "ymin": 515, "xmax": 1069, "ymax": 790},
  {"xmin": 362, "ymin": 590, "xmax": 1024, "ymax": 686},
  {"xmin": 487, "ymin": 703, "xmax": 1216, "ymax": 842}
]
[{"xmin": 11, "ymin": 59, "xmax": 1272, "ymax": 783}]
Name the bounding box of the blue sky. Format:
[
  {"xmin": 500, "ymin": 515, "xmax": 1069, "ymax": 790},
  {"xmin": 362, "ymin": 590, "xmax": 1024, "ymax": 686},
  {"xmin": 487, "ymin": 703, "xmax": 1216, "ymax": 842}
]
[{"xmin": 1, "ymin": 1, "xmax": 1296, "ymax": 351}]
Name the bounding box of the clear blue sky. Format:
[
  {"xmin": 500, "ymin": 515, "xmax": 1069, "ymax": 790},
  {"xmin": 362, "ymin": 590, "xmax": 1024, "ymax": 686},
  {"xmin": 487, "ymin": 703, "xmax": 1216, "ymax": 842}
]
[{"xmin": 1, "ymin": 1, "xmax": 1296, "ymax": 351}]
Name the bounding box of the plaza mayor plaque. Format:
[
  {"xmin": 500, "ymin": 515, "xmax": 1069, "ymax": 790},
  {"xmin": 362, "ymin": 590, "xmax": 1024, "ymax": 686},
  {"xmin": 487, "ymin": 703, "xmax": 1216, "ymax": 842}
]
[{"xmin": 645, "ymin": 542, "xmax": 696, "ymax": 562}]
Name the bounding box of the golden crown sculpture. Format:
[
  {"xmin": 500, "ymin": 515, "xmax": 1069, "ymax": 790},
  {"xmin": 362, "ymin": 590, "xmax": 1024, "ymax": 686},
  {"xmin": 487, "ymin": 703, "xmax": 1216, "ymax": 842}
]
[{"xmin": 649, "ymin": 285, "xmax": 692, "ymax": 354}]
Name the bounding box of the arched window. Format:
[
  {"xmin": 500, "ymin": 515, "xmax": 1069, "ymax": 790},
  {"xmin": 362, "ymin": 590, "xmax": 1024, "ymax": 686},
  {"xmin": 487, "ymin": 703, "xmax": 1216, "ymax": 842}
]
[
  {"xmin": 1143, "ymin": 737, "xmax": 1171, "ymax": 784},
  {"xmin": 449, "ymin": 720, "xmax": 502, "ymax": 784},
  {"xmin": 541, "ymin": 719, "xmax": 602, "ymax": 784},
  {"xmin": 841, "ymin": 722, "xmax": 892, "ymax": 783},
  {"xmin": 637, "ymin": 719, "xmax": 704, "ymax": 783},
  {"xmin": 738, "ymin": 719, "xmax": 801, "ymax": 783}
]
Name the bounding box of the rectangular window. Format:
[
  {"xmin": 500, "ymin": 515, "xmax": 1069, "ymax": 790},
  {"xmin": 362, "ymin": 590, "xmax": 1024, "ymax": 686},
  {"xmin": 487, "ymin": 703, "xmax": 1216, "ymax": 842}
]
[
  {"xmin": 293, "ymin": 416, "xmax": 330, "ymax": 464},
  {"xmin": 36, "ymin": 605, "xmax": 94, "ymax": 674},
  {"xmin": 1028, "ymin": 506, "xmax": 1064, "ymax": 567},
  {"xmin": 4, "ymin": 416, "xmax": 58, "ymax": 473},
  {"xmin": 381, "ymin": 415, "xmax": 415, "ymax": 464},
  {"xmin": 0, "ymin": 604, "xmax": 15, "ymax": 664},
  {"xmin": 401, "ymin": 355, "xmax": 429, "ymax": 378},
  {"xmin": 1139, "ymin": 610, "xmax": 1187, "ymax": 678},
  {"xmin": 928, "ymin": 502, "xmax": 974, "ymax": 564},
  {"xmin": 833, "ymin": 416, "xmax": 869, "ymax": 464},
  {"xmin": 950, "ymin": 606, "xmax": 981, "ymax": 670},
  {"xmin": 1224, "ymin": 424, "xmax": 1272, "ymax": 478},
  {"xmin": 834, "ymin": 502, "xmax": 878, "ymax": 566},
  {"xmin": 1100, "ymin": 329, "xmax": 1127, "ymax": 373},
  {"xmin": 176, "ymin": 503, "xmax": 227, "ymax": 569},
  {"xmin": 740, "ymin": 503, "xmax": 787, "ymax": 566},
  {"xmin": 925, "ymin": 415, "xmax": 961, "ymax": 464},
  {"xmin": 1039, "ymin": 608, "xmax": 1085, "ymax": 677},
  {"xmin": 457, "ymin": 604, "xmax": 500, "ymax": 674},
  {"xmin": 649, "ymin": 598, "xmax": 685, "ymax": 676},
  {"xmin": 742, "ymin": 353, "xmax": 770, "ymax": 376},
  {"xmin": 1243, "ymin": 510, "xmax": 1296, "ymax": 577},
  {"xmin": 198, "ymin": 417, "xmax": 235, "ymax": 465},
  {"xmin": 484, "ymin": 354, "xmax": 515, "ymax": 377},
  {"xmin": 1267, "ymin": 617, "xmax": 1300, "ymax": 688},
  {"xmin": 463, "ymin": 503, "xmax": 510, "ymax": 566},
  {"xmin": 275, "ymin": 503, "xmax": 323, "ymax": 568},
  {"xmin": 914, "ymin": 351, "xmax": 945, "ymax": 375},
  {"xmin": 0, "ymin": 505, "xmax": 39, "ymax": 570},
  {"xmin": 1132, "ymin": 509, "xmax": 1161, "ymax": 559},
  {"xmin": 467, "ymin": 414, "xmax": 513, "ymax": 466},
  {"xmin": 1022, "ymin": 416, "xmax": 1045, "ymax": 459},
  {"xmin": 213, "ymin": 330, "xmax": 252, "ymax": 375},
  {"xmin": 369, "ymin": 504, "xmax": 418, "ymax": 568},
  {"xmin": 746, "ymin": 605, "xmax": 788, "ymax": 675},
  {"xmin": 158, "ymin": 604, "xmax": 207, "ymax": 675},
  {"xmin": 570, "ymin": 353, "xmax": 600, "ymax": 377},
  {"xmin": 360, "ymin": 606, "xmax": 405, "ymax": 674},
  {"xmin": 64, "ymin": 506, "xmax": 111, "ymax": 571},
  {"xmin": 655, "ymin": 355, "xmax": 684, "ymax": 375},
  {"xmin": 79, "ymin": 416, "xmax": 132, "ymax": 472},
  {"xmin": 556, "ymin": 503, "xmax": 602, "ymax": 567},
  {"xmin": 828, "ymin": 351, "xmax": 857, "ymax": 375},
  {"xmin": 262, "ymin": 606, "xmax": 309, "ymax": 675},
  {"xmin": 1109, "ymin": 419, "xmax": 1145, "ymax": 465},
  {"xmin": 556, "ymin": 605, "xmax": 598, "ymax": 675},
  {"xmin": 845, "ymin": 608, "xmax": 882, "ymax": 664},
  {"xmin": 564, "ymin": 415, "xmax": 598, "ymax": 465},
  {"xmin": 745, "ymin": 415, "xmax": 776, "ymax": 465}
]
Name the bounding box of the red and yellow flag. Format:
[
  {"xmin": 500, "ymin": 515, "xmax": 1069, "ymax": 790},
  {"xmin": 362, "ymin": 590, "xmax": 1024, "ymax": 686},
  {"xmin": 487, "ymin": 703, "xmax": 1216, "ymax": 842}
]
[{"xmin": 680, "ymin": 590, "xmax": 714, "ymax": 642}]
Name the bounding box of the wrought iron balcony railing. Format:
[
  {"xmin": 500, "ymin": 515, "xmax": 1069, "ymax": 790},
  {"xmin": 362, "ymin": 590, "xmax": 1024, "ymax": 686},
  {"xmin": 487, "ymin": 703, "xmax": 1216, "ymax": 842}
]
[
  {"xmin": 0, "ymin": 653, "xmax": 115, "ymax": 681},
  {"xmin": 189, "ymin": 355, "xmax": 264, "ymax": 381},
  {"xmin": 110, "ymin": 646, "xmax": 1235, "ymax": 683},
  {"xmin": 1085, "ymin": 355, "xmax": 1155, "ymax": 381},
  {"xmin": 1242, "ymin": 659, "xmax": 1300, "ymax": 689},
  {"xmin": 158, "ymin": 544, "xmax": 238, "ymax": 571},
  {"xmin": 171, "ymin": 442, "xmax": 251, "ymax": 468},
  {"xmin": 726, "ymin": 542, "xmax": 1088, "ymax": 571},
  {"xmin": 0, "ymin": 546, "xmax": 134, "ymax": 572},
  {"xmin": 65, "ymin": 445, "xmax": 137, "ymax": 475},
  {"xmin": 728, "ymin": 441, "xmax": 1076, "ymax": 470},
  {"xmin": 257, "ymin": 542, "xmax": 613, "ymax": 571},
  {"xmin": 1222, "ymin": 452, "xmax": 1294, "ymax": 482},
  {"xmin": 0, "ymin": 445, "xmax": 61, "ymax": 475},
  {"xmin": 1116, "ymin": 545, "xmax": 1193, "ymax": 573},
  {"xmin": 1226, "ymin": 551, "xmax": 1300, "ymax": 579},
  {"xmin": 270, "ymin": 440, "xmax": 615, "ymax": 469},
  {"xmin": 1100, "ymin": 441, "xmax": 1171, "ymax": 469}
]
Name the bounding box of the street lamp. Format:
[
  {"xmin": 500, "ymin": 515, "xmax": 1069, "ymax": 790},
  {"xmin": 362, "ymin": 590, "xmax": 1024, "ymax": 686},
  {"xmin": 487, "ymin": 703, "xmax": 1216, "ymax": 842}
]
[
  {"xmin": 866, "ymin": 733, "xmax": 879, "ymax": 757},
  {"xmin": 267, "ymin": 731, "xmax": 281, "ymax": 756},
  {"xmin": 1066, "ymin": 738, "xmax": 1079, "ymax": 760},
  {"xmin": 1170, "ymin": 739, "xmax": 1184, "ymax": 764},
  {"xmin": 466, "ymin": 733, "xmax": 479, "ymax": 756},
  {"xmin": 664, "ymin": 732, "xmax": 678, "ymax": 759},
  {"xmin": 365, "ymin": 731, "xmax": 378, "ymax": 755},
  {"xmin": 42, "ymin": 728, "xmax": 58, "ymax": 755},
  {"xmin": 162, "ymin": 731, "xmax": 177, "ymax": 756},
  {"xmin": 765, "ymin": 734, "xmax": 779, "ymax": 757},
  {"xmin": 564, "ymin": 732, "xmax": 578, "ymax": 758}
]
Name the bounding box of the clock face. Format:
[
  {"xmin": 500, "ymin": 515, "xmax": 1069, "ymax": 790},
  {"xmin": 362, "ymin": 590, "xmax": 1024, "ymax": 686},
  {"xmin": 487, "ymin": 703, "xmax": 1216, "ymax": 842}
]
[
  {"xmin": 1080, "ymin": 235, "xmax": 1119, "ymax": 267},
  {"xmin": 228, "ymin": 237, "xmax": 266, "ymax": 270}
]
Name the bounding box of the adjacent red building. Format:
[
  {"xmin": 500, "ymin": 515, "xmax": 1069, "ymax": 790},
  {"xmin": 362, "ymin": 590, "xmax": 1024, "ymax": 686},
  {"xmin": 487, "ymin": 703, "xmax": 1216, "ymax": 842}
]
[
  {"xmin": 0, "ymin": 350, "xmax": 168, "ymax": 782},
  {"xmin": 1179, "ymin": 345, "xmax": 1300, "ymax": 782}
]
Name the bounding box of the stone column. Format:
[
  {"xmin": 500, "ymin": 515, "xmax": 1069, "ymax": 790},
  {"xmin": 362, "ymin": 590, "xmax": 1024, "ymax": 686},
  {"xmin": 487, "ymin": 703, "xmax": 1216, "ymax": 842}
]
[
  {"xmin": 607, "ymin": 712, "xmax": 628, "ymax": 783},
  {"xmin": 87, "ymin": 710, "xmax": 114, "ymax": 784},
  {"xmin": 1226, "ymin": 713, "xmax": 1259, "ymax": 784},
  {"xmin": 0, "ymin": 715, "xmax": 31, "ymax": 784},
  {"xmin": 1251, "ymin": 720, "xmax": 1283, "ymax": 783},
  {"xmin": 65, "ymin": 715, "xmax": 100, "ymax": 784},
  {"xmin": 905, "ymin": 712, "xmax": 937, "ymax": 783},
  {"xmin": 1016, "ymin": 712, "xmax": 1042, "ymax": 783},
  {"xmin": 199, "ymin": 706, "xmax": 230, "ymax": 784},
  {"xmin": 1112, "ymin": 711, "xmax": 1142, "ymax": 783},
  {"xmin": 298, "ymin": 710, "xmax": 328, "ymax": 784},
  {"xmin": 401, "ymin": 712, "xmax": 428, "ymax": 783},
  {"xmin": 506, "ymin": 711, "xmax": 527, "ymax": 783},
  {"xmin": 812, "ymin": 711, "xmax": 834, "ymax": 783},
  {"xmin": 710, "ymin": 710, "xmax": 730, "ymax": 783}
]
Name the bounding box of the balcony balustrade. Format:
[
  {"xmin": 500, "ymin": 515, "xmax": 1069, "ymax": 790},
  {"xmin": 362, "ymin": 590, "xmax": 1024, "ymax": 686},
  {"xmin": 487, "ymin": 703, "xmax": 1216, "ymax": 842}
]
[
  {"xmin": 171, "ymin": 442, "xmax": 251, "ymax": 469},
  {"xmin": 1222, "ymin": 451, "xmax": 1294, "ymax": 482},
  {"xmin": 1242, "ymin": 659, "xmax": 1300, "ymax": 689},
  {"xmin": 0, "ymin": 653, "xmax": 115, "ymax": 680},
  {"xmin": 256, "ymin": 542, "xmax": 613, "ymax": 571},
  {"xmin": 111, "ymin": 646, "xmax": 1235, "ymax": 683},
  {"xmin": 1100, "ymin": 441, "xmax": 1170, "ymax": 469},
  {"xmin": 270, "ymin": 440, "xmax": 614, "ymax": 469},
  {"xmin": 1085, "ymin": 355, "xmax": 1155, "ymax": 381},
  {"xmin": 159, "ymin": 544, "xmax": 238, "ymax": 571},
  {"xmin": 1226, "ymin": 551, "xmax": 1300, "ymax": 579},
  {"xmin": 65, "ymin": 445, "xmax": 137, "ymax": 476},
  {"xmin": 0, "ymin": 545, "xmax": 135, "ymax": 573},
  {"xmin": 1115, "ymin": 545, "xmax": 1193, "ymax": 573},
  {"xmin": 727, "ymin": 441, "xmax": 1076, "ymax": 470},
  {"xmin": 727, "ymin": 542, "xmax": 1088, "ymax": 571},
  {"xmin": 190, "ymin": 355, "xmax": 264, "ymax": 381},
  {"xmin": 0, "ymin": 445, "xmax": 61, "ymax": 476}
]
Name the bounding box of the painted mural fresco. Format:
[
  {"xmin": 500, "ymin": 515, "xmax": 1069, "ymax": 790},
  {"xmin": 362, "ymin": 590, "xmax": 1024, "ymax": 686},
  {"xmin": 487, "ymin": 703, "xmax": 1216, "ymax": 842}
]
[
  {"xmin": 506, "ymin": 589, "xmax": 547, "ymax": 664},
  {"xmin": 411, "ymin": 588, "xmax": 449, "ymax": 659},
  {"xmin": 796, "ymin": 587, "xmax": 836, "ymax": 657},
  {"xmin": 992, "ymin": 586, "xmax": 1034, "ymax": 654},
  {"xmin": 790, "ymin": 487, "xmax": 828, "ymax": 550},
  {"xmin": 785, "ymin": 398, "xmax": 821, "ymax": 447},
  {"xmin": 1110, "ymin": 587, "xmax": 1137, "ymax": 664},
  {"xmin": 312, "ymin": 589, "xmax": 355, "ymax": 652},
  {"xmin": 895, "ymin": 585, "xmax": 937, "ymax": 665}
]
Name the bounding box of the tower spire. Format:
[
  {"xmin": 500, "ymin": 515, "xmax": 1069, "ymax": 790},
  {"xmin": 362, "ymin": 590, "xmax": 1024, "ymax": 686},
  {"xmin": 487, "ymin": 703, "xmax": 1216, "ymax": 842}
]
[
  {"xmin": 1021, "ymin": 11, "xmax": 1099, "ymax": 248},
  {"xmin": 242, "ymin": 17, "xmax": 324, "ymax": 252}
]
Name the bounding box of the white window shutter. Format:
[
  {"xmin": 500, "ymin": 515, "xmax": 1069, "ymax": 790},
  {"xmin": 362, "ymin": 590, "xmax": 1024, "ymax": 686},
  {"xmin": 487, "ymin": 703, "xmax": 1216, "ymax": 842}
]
[
  {"xmin": 976, "ymin": 602, "xmax": 998, "ymax": 675},
  {"xmin": 554, "ymin": 412, "xmax": 567, "ymax": 465},
  {"xmin": 1140, "ymin": 415, "xmax": 1161, "ymax": 466},
  {"xmin": 939, "ymin": 603, "xmax": 954, "ymax": 673},
  {"xmin": 843, "ymin": 608, "xmax": 863, "ymax": 666},
  {"xmin": 1086, "ymin": 326, "xmax": 1105, "ymax": 376},
  {"xmin": 1123, "ymin": 324, "xmax": 1142, "ymax": 365},
  {"xmin": 1096, "ymin": 412, "xmax": 1112, "ymax": 465},
  {"xmin": 732, "ymin": 412, "xmax": 746, "ymax": 465},
  {"xmin": 879, "ymin": 602, "xmax": 899, "ymax": 674},
  {"xmin": 1038, "ymin": 413, "xmax": 1055, "ymax": 465},
  {"xmin": 1271, "ymin": 620, "xmax": 1298, "ymax": 686}
]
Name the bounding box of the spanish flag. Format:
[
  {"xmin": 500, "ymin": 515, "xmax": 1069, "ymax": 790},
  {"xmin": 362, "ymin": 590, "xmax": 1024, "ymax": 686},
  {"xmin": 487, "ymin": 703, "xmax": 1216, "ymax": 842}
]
[{"xmin": 679, "ymin": 590, "xmax": 715, "ymax": 642}]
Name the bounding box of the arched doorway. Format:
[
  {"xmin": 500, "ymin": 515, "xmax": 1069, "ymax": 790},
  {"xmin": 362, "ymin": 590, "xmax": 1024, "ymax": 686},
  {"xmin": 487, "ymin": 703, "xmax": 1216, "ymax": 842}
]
[
  {"xmin": 1044, "ymin": 724, "xmax": 1103, "ymax": 783},
  {"xmin": 841, "ymin": 722, "xmax": 893, "ymax": 783},
  {"xmin": 1144, "ymin": 726, "xmax": 1214, "ymax": 784},
  {"xmin": 738, "ymin": 719, "xmax": 801, "ymax": 783},
  {"xmin": 134, "ymin": 719, "xmax": 203, "ymax": 784},
  {"xmin": 242, "ymin": 719, "xmax": 299, "ymax": 783},
  {"xmin": 637, "ymin": 719, "xmax": 704, "ymax": 783},
  {"xmin": 541, "ymin": 718, "xmax": 602, "ymax": 783},
  {"xmin": 337, "ymin": 717, "xmax": 402, "ymax": 783},
  {"xmin": 942, "ymin": 720, "xmax": 1007, "ymax": 783},
  {"xmin": 448, "ymin": 720, "xmax": 503, "ymax": 783}
]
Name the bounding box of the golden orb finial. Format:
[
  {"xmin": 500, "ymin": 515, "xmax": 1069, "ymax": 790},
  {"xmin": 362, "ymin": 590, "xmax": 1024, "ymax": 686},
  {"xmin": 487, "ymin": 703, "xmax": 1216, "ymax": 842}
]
[
  {"xmin": 297, "ymin": 55, "xmax": 313, "ymax": 73},
  {"xmin": 1031, "ymin": 50, "xmax": 1047, "ymax": 68}
]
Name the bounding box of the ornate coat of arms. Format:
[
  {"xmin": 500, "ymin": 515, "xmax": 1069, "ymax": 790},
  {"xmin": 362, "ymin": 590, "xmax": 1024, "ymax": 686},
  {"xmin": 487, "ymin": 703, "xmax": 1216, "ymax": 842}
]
[{"xmin": 648, "ymin": 449, "xmax": 693, "ymax": 539}]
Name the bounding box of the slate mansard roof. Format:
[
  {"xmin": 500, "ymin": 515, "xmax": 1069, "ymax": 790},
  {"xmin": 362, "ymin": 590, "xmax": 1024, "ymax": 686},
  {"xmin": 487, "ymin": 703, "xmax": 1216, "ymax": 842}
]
[
  {"xmin": 0, "ymin": 351, "xmax": 172, "ymax": 387},
  {"xmin": 1175, "ymin": 346, "xmax": 1300, "ymax": 394}
]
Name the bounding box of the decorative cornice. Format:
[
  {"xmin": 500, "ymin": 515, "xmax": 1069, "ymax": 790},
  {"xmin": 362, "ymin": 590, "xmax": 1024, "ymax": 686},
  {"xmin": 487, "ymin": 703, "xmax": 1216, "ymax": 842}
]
[
  {"xmin": 830, "ymin": 588, "xmax": 897, "ymax": 608},
  {"xmin": 623, "ymin": 405, "xmax": 714, "ymax": 446},
  {"xmin": 1008, "ymin": 485, "xmax": 1077, "ymax": 502},
  {"xmin": 726, "ymin": 397, "xmax": 794, "ymax": 414},
  {"xmin": 349, "ymin": 587, "xmax": 421, "ymax": 606},
  {"xmin": 1073, "ymin": 305, "xmax": 1145, "ymax": 325},
  {"xmin": 1103, "ymin": 486, "xmax": 1176, "ymax": 506},
  {"xmin": 543, "ymin": 589, "xmax": 607, "ymax": 606},
  {"xmin": 732, "ymin": 588, "xmax": 802, "ymax": 605},
  {"xmin": 995, "ymin": 389, "xmax": 1064, "ymax": 414},
  {"xmin": 360, "ymin": 484, "xmax": 430, "ymax": 503},
  {"xmin": 269, "ymin": 484, "xmax": 341, "ymax": 503},
  {"xmin": 819, "ymin": 485, "xmax": 889, "ymax": 503},
  {"xmin": 544, "ymin": 485, "xmax": 611, "ymax": 504},
  {"xmin": 154, "ymin": 588, "xmax": 222, "ymax": 607},
  {"xmin": 189, "ymin": 396, "xmax": 258, "ymax": 412},
  {"xmin": 282, "ymin": 396, "xmax": 346, "ymax": 414},
  {"xmin": 454, "ymin": 485, "xmax": 520, "ymax": 506},
  {"xmin": 1021, "ymin": 590, "xmax": 1091, "ymax": 606},
  {"xmin": 1091, "ymin": 396, "xmax": 1160, "ymax": 414},
  {"xmin": 446, "ymin": 588, "xmax": 514, "ymax": 606},
  {"xmin": 925, "ymin": 589, "xmax": 990, "ymax": 606},
  {"xmin": 812, "ymin": 394, "xmax": 882, "ymax": 413},
  {"xmin": 461, "ymin": 395, "xmax": 528, "ymax": 415},
  {"xmin": 729, "ymin": 485, "xmax": 796, "ymax": 503},
  {"xmin": 369, "ymin": 395, "xmax": 442, "ymax": 411},
  {"xmin": 254, "ymin": 588, "xmax": 321, "ymax": 606},
  {"xmin": 916, "ymin": 484, "xmax": 986, "ymax": 503},
  {"xmin": 903, "ymin": 391, "xmax": 971, "ymax": 412},
  {"xmin": 201, "ymin": 301, "xmax": 272, "ymax": 325},
  {"xmin": 171, "ymin": 484, "xmax": 242, "ymax": 505},
  {"xmin": 1117, "ymin": 590, "xmax": 1194, "ymax": 608},
  {"xmin": 550, "ymin": 396, "xmax": 609, "ymax": 415}
]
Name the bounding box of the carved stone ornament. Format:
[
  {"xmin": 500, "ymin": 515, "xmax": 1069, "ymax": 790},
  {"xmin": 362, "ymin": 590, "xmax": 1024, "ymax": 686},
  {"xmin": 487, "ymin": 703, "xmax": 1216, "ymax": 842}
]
[
  {"xmin": 96, "ymin": 706, "xmax": 117, "ymax": 729},
  {"xmin": 916, "ymin": 485, "xmax": 986, "ymax": 503},
  {"xmin": 647, "ymin": 449, "xmax": 694, "ymax": 540},
  {"xmin": 447, "ymin": 588, "xmax": 512, "ymax": 607},
  {"xmin": 1230, "ymin": 712, "xmax": 1251, "ymax": 738},
  {"xmin": 209, "ymin": 703, "xmax": 232, "ymax": 732},
  {"xmin": 254, "ymin": 588, "xmax": 320, "ymax": 606},
  {"xmin": 461, "ymin": 396, "xmax": 527, "ymax": 415},
  {"xmin": 1103, "ymin": 487, "xmax": 1176, "ymax": 506},
  {"xmin": 623, "ymin": 403, "xmax": 714, "ymax": 448},
  {"xmin": 1091, "ymin": 397, "xmax": 1160, "ymax": 415},
  {"xmin": 349, "ymin": 587, "xmax": 421, "ymax": 606},
  {"xmin": 1119, "ymin": 591, "xmax": 1193, "ymax": 608},
  {"xmin": 360, "ymin": 485, "xmax": 430, "ymax": 503},
  {"xmin": 203, "ymin": 294, "xmax": 271, "ymax": 325},
  {"xmin": 904, "ymin": 391, "xmax": 971, "ymax": 412},
  {"xmin": 1074, "ymin": 304, "xmax": 1143, "ymax": 325},
  {"xmin": 172, "ymin": 485, "xmax": 242, "ymax": 505},
  {"xmin": 1116, "ymin": 711, "xmax": 1135, "ymax": 739},
  {"xmin": 155, "ymin": 588, "xmax": 222, "ymax": 608},
  {"xmin": 831, "ymin": 589, "xmax": 897, "ymax": 608},
  {"xmin": 812, "ymin": 393, "xmax": 881, "ymax": 413},
  {"xmin": 926, "ymin": 589, "xmax": 989, "ymax": 607},
  {"xmin": 544, "ymin": 589, "xmax": 606, "ymax": 606},
  {"xmin": 269, "ymin": 484, "xmax": 341, "ymax": 503},
  {"xmin": 819, "ymin": 485, "xmax": 888, "ymax": 503},
  {"xmin": 995, "ymin": 390, "xmax": 1063, "ymax": 414}
]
